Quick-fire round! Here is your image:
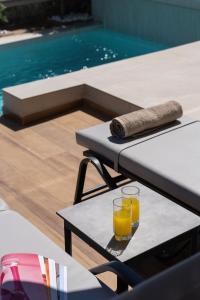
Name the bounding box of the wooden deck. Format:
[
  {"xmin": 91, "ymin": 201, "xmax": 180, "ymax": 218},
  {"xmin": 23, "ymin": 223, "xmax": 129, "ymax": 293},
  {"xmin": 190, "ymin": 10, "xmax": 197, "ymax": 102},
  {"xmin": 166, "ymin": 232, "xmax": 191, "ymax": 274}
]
[{"xmin": 0, "ymin": 105, "xmax": 116, "ymax": 287}]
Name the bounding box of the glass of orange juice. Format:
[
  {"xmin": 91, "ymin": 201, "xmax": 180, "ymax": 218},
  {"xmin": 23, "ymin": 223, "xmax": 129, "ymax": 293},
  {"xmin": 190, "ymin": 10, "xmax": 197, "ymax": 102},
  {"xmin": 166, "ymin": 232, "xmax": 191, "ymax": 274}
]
[
  {"xmin": 121, "ymin": 186, "xmax": 140, "ymax": 228},
  {"xmin": 113, "ymin": 197, "xmax": 132, "ymax": 241}
]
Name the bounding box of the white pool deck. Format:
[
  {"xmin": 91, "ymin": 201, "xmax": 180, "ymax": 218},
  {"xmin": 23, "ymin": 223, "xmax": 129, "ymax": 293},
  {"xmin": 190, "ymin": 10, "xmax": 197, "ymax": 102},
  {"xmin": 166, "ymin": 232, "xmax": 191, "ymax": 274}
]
[
  {"xmin": 3, "ymin": 37, "xmax": 200, "ymax": 123},
  {"xmin": 0, "ymin": 32, "xmax": 43, "ymax": 45}
]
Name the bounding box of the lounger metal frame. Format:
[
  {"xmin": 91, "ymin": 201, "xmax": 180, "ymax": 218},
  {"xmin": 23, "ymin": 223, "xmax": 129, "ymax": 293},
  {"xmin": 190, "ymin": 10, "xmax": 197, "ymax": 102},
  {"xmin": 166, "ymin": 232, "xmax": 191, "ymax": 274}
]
[
  {"xmin": 74, "ymin": 150, "xmax": 129, "ymax": 204},
  {"xmin": 74, "ymin": 150, "xmax": 200, "ymax": 218}
]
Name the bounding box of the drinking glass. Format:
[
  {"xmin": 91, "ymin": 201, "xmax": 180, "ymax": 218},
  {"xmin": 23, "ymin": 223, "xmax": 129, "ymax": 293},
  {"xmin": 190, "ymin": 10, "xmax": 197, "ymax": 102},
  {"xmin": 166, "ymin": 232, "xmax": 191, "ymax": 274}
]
[
  {"xmin": 113, "ymin": 197, "xmax": 132, "ymax": 241},
  {"xmin": 121, "ymin": 186, "xmax": 140, "ymax": 227}
]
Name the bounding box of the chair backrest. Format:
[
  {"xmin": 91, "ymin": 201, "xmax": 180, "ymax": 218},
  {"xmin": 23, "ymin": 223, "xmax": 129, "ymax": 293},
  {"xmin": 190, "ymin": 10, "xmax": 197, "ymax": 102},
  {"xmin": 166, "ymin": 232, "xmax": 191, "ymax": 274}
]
[{"xmin": 115, "ymin": 252, "xmax": 200, "ymax": 300}]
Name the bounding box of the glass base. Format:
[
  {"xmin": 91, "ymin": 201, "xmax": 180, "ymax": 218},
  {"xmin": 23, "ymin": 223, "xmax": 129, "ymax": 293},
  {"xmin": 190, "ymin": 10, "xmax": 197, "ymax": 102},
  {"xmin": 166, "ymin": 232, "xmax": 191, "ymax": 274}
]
[
  {"xmin": 114, "ymin": 234, "xmax": 132, "ymax": 241},
  {"xmin": 132, "ymin": 221, "xmax": 139, "ymax": 229}
]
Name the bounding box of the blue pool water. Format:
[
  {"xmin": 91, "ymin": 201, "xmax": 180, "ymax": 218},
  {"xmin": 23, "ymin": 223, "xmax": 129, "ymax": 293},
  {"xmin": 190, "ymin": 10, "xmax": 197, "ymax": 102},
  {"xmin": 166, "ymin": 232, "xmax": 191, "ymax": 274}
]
[{"xmin": 0, "ymin": 28, "xmax": 167, "ymax": 113}]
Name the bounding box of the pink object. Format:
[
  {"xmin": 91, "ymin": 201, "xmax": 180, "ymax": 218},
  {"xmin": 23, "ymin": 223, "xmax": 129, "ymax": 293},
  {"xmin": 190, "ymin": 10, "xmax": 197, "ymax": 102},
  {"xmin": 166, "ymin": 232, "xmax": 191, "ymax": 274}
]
[{"xmin": 0, "ymin": 253, "xmax": 67, "ymax": 299}]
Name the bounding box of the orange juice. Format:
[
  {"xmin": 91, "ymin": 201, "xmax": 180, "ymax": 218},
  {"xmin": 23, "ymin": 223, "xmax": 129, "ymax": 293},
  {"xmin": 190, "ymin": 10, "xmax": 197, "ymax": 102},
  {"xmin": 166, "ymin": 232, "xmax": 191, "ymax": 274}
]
[
  {"xmin": 131, "ymin": 197, "xmax": 140, "ymax": 224},
  {"xmin": 123, "ymin": 197, "xmax": 140, "ymax": 224},
  {"xmin": 122, "ymin": 198, "xmax": 131, "ymax": 209},
  {"xmin": 113, "ymin": 209, "xmax": 132, "ymax": 241}
]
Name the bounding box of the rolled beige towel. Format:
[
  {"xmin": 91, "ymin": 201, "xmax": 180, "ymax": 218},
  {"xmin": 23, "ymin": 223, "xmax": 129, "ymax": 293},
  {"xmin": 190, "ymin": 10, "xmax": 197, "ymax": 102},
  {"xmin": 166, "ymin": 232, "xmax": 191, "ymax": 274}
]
[{"xmin": 110, "ymin": 101, "xmax": 183, "ymax": 139}]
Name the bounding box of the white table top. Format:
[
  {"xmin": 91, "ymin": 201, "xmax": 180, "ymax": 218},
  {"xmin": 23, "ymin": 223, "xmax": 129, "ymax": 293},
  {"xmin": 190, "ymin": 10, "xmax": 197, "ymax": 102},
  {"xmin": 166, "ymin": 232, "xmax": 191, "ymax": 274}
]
[{"xmin": 58, "ymin": 182, "xmax": 200, "ymax": 262}]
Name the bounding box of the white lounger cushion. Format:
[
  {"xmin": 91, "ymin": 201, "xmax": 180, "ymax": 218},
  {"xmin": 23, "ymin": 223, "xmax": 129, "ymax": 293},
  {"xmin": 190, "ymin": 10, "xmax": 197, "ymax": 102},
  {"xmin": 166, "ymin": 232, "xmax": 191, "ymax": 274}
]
[
  {"xmin": 76, "ymin": 117, "xmax": 192, "ymax": 170},
  {"xmin": 0, "ymin": 210, "xmax": 114, "ymax": 300},
  {"xmin": 119, "ymin": 121, "xmax": 200, "ymax": 212},
  {"xmin": 76, "ymin": 118, "xmax": 200, "ymax": 212}
]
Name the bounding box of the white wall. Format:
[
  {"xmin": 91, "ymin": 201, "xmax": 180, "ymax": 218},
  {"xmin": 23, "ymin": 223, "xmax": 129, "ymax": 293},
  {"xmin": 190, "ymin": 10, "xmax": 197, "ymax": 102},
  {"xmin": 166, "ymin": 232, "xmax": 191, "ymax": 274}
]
[{"xmin": 92, "ymin": 0, "xmax": 200, "ymax": 45}]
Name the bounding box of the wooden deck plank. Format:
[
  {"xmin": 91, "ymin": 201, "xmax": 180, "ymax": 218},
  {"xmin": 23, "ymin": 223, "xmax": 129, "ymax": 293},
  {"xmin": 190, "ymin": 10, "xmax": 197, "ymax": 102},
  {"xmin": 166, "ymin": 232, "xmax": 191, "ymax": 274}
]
[{"xmin": 0, "ymin": 107, "xmax": 116, "ymax": 289}]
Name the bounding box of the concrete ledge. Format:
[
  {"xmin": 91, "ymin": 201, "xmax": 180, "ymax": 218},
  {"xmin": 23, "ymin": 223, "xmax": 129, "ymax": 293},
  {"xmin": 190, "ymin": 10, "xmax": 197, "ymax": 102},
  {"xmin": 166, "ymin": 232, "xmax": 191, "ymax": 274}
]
[
  {"xmin": 3, "ymin": 84, "xmax": 85, "ymax": 123},
  {"xmin": 84, "ymin": 85, "xmax": 140, "ymax": 116},
  {"xmin": 0, "ymin": 33, "xmax": 43, "ymax": 46},
  {"xmin": 3, "ymin": 83, "xmax": 139, "ymax": 124},
  {"xmin": 3, "ymin": 40, "xmax": 200, "ymax": 124},
  {"xmin": 3, "ymin": 99, "xmax": 84, "ymax": 124}
]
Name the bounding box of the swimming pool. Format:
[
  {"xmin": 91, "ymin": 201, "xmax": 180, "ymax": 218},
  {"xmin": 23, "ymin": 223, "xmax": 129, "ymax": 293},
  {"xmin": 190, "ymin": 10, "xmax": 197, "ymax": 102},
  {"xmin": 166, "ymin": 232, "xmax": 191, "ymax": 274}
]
[{"xmin": 0, "ymin": 27, "xmax": 167, "ymax": 113}]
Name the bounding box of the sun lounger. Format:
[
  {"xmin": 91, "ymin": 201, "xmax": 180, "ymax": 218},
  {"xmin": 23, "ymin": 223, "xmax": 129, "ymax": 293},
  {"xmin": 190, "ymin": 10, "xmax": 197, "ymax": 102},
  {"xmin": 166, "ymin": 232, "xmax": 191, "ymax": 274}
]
[
  {"xmin": 116, "ymin": 252, "xmax": 200, "ymax": 300},
  {"xmin": 76, "ymin": 117, "xmax": 200, "ymax": 212},
  {"xmin": 0, "ymin": 198, "xmax": 142, "ymax": 299}
]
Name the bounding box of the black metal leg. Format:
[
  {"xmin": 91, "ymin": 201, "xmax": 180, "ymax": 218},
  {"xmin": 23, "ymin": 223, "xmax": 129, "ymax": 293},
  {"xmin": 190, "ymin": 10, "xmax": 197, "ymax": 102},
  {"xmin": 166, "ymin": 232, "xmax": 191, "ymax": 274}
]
[
  {"xmin": 74, "ymin": 158, "xmax": 88, "ymax": 205},
  {"xmin": 116, "ymin": 277, "xmax": 129, "ymax": 294},
  {"xmin": 74, "ymin": 155, "xmax": 117, "ymax": 204},
  {"xmin": 64, "ymin": 222, "xmax": 72, "ymax": 255}
]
